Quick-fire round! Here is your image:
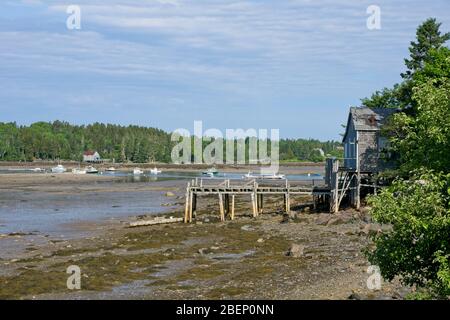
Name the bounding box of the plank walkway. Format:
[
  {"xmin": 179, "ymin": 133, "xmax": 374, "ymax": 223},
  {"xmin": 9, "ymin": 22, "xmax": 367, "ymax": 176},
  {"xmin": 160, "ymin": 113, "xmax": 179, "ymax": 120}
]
[{"xmin": 184, "ymin": 178, "xmax": 330, "ymax": 223}]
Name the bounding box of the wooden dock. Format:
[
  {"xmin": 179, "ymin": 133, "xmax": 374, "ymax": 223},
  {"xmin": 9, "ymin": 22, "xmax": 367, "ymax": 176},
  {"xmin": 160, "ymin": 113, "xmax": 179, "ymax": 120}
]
[{"xmin": 184, "ymin": 178, "xmax": 330, "ymax": 223}]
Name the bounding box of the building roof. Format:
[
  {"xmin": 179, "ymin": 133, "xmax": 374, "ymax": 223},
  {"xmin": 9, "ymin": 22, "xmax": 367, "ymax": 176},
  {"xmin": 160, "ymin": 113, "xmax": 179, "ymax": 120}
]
[
  {"xmin": 83, "ymin": 150, "xmax": 98, "ymax": 156},
  {"xmin": 342, "ymin": 107, "xmax": 398, "ymax": 142}
]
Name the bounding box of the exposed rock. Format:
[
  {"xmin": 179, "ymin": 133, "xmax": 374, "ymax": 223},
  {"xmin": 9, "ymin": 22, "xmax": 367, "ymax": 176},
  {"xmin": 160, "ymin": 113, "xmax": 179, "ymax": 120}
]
[
  {"xmin": 348, "ymin": 292, "xmax": 363, "ymax": 300},
  {"xmin": 257, "ymin": 238, "xmax": 264, "ymax": 243},
  {"xmin": 286, "ymin": 244, "xmax": 305, "ymax": 257},
  {"xmin": 241, "ymin": 225, "xmax": 254, "ymax": 231}
]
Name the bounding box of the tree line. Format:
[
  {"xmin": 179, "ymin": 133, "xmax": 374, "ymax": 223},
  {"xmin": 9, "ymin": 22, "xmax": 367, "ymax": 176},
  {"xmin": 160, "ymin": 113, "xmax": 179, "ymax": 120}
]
[{"xmin": 0, "ymin": 121, "xmax": 342, "ymax": 163}]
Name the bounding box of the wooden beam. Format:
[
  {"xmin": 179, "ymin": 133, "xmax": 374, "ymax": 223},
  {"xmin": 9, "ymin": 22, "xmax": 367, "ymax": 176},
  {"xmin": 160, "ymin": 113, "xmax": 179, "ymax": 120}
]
[
  {"xmin": 130, "ymin": 217, "xmax": 183, "ymax": 227},
  {"xmin": 188, "ymin": 191, "xmax": 194, "ymax": 223},
  {"xmin": 184, "ymin": 183, "xmax": 190, "ymax": 223},
  {"xmin": 218, "ymin": 193, "xmax": 225, "ymax": 221},
  {"xmin": 231, "ymin": 194, "xmax": 235, "ymax": 220}
]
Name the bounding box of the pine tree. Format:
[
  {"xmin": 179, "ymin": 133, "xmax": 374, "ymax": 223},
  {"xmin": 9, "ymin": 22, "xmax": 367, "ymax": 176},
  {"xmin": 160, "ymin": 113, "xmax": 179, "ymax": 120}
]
[{"xmin": 402, "ymin": 18, "xmax": 450, "ymax": 80}]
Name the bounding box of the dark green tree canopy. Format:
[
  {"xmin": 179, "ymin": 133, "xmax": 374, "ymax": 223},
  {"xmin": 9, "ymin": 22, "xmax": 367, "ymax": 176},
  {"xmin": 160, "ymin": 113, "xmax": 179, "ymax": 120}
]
[{"xmin": 402, "ymin": 18, "xmax": 450, "ymax": 80}]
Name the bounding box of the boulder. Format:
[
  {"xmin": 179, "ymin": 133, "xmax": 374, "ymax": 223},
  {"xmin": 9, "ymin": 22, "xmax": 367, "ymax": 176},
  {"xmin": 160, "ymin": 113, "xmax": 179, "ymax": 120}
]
[{"xmin": 286, "ymin": 244, "xmax": 305, "ymax": 257}]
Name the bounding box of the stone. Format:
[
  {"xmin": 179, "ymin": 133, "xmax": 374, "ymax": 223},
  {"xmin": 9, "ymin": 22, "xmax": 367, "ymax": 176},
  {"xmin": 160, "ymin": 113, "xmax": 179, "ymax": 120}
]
[
  {"xmin": 241, "ymin": 225, "xmax": 254, "ymax": 231},
  {"xmin": 286, "ymin": 244, "xmax": 305, "ymax": 257},
  {"xmin": 257, "ymin": 238, "xmax": 264, "ymax": 243}
]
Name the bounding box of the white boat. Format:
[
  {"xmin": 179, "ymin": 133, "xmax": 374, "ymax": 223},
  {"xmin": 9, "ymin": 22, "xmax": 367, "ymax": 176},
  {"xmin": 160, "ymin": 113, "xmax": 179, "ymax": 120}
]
[
  {"xmin": 150, "ymin": 167, "xmax": 162, "ymax": 175},
  {"xmin": 85, "ymin": 166, "xmax": 99, "ymax": 174},
  {"xmin": 51, "ymin": 164, "xmax": 67, "ymax": 173},
  {"xmin": 72, "ymin": 168, "xmax": 86, "ymax": 175},
  {"xmin": 243, "ymin": 172, "xmax": 286, "ymax": 180},
  {"xmin": 30, "ymin": 168, "xmax": 43, "ymax": 172},
  {"xmin": 133, "ymin": 168, "xmax": 144, "ymax": 175},
  {"xmin": 202, "ymin": 167, "xmax": 218, "ymax": 176},
  {"xmin": 106, "ymin": 167, "xmax": 116, "ymax": 172}
]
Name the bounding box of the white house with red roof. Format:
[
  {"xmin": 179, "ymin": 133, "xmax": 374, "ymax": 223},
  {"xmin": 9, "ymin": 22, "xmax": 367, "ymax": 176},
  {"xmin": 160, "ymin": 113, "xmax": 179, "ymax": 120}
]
[{"xmin": 83, "ymin": 150, "xmax": 101, "ymax": 163}]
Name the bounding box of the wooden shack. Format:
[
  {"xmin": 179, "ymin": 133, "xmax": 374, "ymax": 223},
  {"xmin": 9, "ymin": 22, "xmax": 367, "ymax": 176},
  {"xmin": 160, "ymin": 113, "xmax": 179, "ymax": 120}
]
[
  {"xmin": 342, "ymin": 107, "xmax": 397, "ymax": 173},
  {"xmin": 326, "ymin": 107, "xmax": 398, "ymax": 212}
]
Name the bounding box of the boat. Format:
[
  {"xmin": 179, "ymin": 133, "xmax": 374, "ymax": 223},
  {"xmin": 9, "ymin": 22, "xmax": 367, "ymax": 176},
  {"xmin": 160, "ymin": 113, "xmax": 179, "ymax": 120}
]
[
  {"xmin": 243, "ymin": 172, "xmax": 286, "ymax": 180},
  {"xmin": 85, "ymin": 166, "xmax": 98, "ymax": 174},
  {"xmin": 133, "ymin": 168, "xmax": 144, "ymax": 175},
  {"xmin": 105, "ymin": 167, "xmax": 116, "ymax": 172},
  {"xmin": 202, "ymin": 167, "xmax": 218, "ymax": 176},
  {"xmin": 72, "ymin": 168, "xmax": 86, "ymax": 175},
  {"xmin": 150, "ymin": 167, "xmax": 162, "ymax": 175},
  {"xmin": 30, "ymin": 168, "xmax": 44, "ymax": 172},
  {"xmin": 51, "ymin": 164, "xmax": 67, "ymax": 173}
]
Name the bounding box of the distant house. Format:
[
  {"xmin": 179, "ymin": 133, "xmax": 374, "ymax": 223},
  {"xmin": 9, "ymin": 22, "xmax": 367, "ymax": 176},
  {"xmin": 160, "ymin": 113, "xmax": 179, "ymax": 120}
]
[
  {"xmin": 83, "ymin": 150, "xmax": 102, "ymax": 163},
  {"xmin": 342, "ymin": 107, "xmax": 398, "ymax": 173}
]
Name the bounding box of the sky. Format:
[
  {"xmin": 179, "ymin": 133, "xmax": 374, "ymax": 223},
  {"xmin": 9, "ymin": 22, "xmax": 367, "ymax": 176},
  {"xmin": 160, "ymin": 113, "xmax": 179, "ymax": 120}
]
[{"xmin": 0, "ymin": 0, "xmax": 449, "ymax": 140}]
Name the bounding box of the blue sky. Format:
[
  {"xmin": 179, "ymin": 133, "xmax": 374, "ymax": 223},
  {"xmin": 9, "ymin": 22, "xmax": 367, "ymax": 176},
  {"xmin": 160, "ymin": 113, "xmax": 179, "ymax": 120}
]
[{"xmin": 0, "ymin": 0, "xmax": 449, "ymax": 140}]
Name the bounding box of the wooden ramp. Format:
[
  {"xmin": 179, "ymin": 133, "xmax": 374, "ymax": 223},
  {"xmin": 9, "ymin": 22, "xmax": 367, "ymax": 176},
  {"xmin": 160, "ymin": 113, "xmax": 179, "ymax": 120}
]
[{"xmin": 184, "ymin": 178, "xmax": 330, "ymax": 223}]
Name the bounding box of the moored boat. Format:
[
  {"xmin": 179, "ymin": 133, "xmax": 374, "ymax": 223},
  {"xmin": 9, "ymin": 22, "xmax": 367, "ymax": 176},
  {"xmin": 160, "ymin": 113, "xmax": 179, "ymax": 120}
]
[
  {"xmin": 133, "ymin": 168, "xmax": 144, "ymax": 175},
  {"xmin": 150, "ymin": 167, "xmax": 161, "ymax": 175},
  {"xmin": 85, "ymin": 166, "xmax": 99, "ymax": 174},
  {"xmin": 202, "ymin": 167, "xmax": 218, "ymax": 176},
  {"xmin": 51, "ymin": 164, "xmax": 66, "ymax": 173},
  {"xmin": 72, "ymin": 168, "xmax": 87, "ymax": 175},
  {"xmin": 243, "ymin": 172, "xmax": 285, "ymax": 180}
]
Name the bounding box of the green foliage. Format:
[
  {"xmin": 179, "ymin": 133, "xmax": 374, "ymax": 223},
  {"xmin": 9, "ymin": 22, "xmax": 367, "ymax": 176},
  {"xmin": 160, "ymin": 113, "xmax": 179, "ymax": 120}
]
[
  {"xmin": 365, "ymin": 19, "xmax": 450, "ymax": 298},
  {"xmin": 361, "ymin": 83, "xmax": 409, "ymax": 109},
  {"xmin": 389, "ymin": 77, "xmax": 450, "ymax": 174},
  {"xmin": 366, "ymin": 170, "xmax": 450, "ymax": 297},
  {"xmin": 279, "ymin": 139, "xmax": 342, "ymax": 162},
  {"xmin": 362, "ymin": 18, "xmax": 449, "ymax": 110},
  {"xmin": 0, "ymin": 121, "xmax": 339, "ymax": 163},
  {"xmin": 0, "ymin": 121, "xmax": 172, "ymax": 163},
  {"xmin": 402, "ymin": 18, "xmax": 450, "ymax": 80}
]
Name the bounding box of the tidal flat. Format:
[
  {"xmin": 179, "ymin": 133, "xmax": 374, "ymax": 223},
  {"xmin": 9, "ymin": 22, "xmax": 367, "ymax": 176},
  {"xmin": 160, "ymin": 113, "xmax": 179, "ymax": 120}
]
[{"xmin": 0, "ymin": 169, "xmax": 409, "ymax": 299}]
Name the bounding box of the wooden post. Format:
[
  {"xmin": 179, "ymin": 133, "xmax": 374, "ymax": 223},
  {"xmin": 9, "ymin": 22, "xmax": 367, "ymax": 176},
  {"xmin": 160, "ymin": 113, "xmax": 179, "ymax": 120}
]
[
  {"xmin": 231, "ymin": 195, "xmax": 235, "ymax": 220},
  {"xmin": 184, "ymin": 183, "xmax": 190, "ymax": 223},
  {"xmin": 356, "ymin": 172, "xmax": 361, "ymax": 210},
  {"xmin": 286, "ymin": 192, "xmax": 290, "ymax": 212},
  {"xmin": 218, "ymin": 193, "xmax": 225, "ymax": 221},
  {"xmin": 334, "ymin": 161, "xmax": 339, "ymax": 213},
  {"xmin": 224, "ymin": 194, "xmax": 230, "ymax": 218},
  {"xmin": 251, "ymin": 192, "xmax": 257, "ymax": 217},
  {"xmin": 188, "ymin": 191, "xmax": 194, "ymax": 223},
  {"xmin": 259, "ymin": 194, "xmax": 263, "ymax": 214},
  {"xmin": 192, "ymin": 193, "xmax": 197, "ymax": 218}
]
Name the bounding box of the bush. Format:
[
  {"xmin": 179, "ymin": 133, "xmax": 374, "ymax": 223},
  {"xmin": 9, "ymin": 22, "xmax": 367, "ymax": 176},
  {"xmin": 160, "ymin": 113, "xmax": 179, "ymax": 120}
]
[{"xmin": 366, "ymin": 170, "xmax": 450, "ymax": 297}]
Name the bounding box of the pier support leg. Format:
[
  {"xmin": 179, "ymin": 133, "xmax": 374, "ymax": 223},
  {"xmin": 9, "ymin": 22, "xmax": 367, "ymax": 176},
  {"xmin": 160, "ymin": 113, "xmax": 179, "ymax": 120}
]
[
  {"xmin": 184, "ymin": 184, "xmax": 190, "ymax": 223},
  {"xmin": 188, "ymin": 191, "xmax": 193, "ymax": 223},
  {"xmin": 218, "ymin": 193, "xmax": 225, "ymax": 221},
  {"xmin": 231, "ymin": 195, "xmax": 235, "ymax": 220},
  {"xmin": 251, "ymin": 193, "xmax": 258, "ymax": 217},
  {"xmin": 192, "ymin": 193, "xmax": 197, "ymax": 218},
  {"xmin": 257, "ymin": 194, "xmax": 264, "ymax": 214},
  {"xmin": 356, "ymin": 172, "xmax": 361, "ymax": 211},
  {"xmin": 284, "ymin": 193, "xmax": 290, "ymax": 213},
  {"xmin": 224, "ymin": 194, "xmax": 230, "ymax": 218}
]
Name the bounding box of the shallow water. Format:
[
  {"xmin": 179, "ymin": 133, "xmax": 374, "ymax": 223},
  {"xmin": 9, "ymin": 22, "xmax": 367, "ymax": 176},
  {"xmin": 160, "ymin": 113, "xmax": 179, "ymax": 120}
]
[{"xmin": 0, "ymin": 170, "xmax": 323, "ymax": 239}]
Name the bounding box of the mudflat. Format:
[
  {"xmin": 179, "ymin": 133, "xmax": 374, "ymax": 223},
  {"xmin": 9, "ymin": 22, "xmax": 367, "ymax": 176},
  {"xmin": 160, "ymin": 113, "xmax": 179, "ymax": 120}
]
[{"xmin": 0, "ymin": 171, "xmax": 409, "ymax": 299}]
